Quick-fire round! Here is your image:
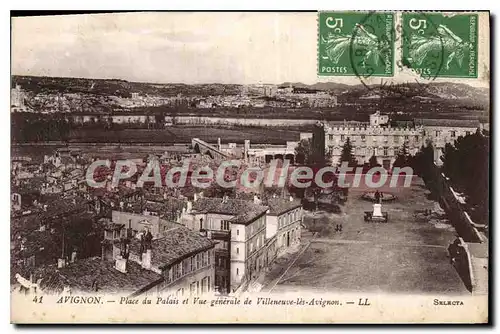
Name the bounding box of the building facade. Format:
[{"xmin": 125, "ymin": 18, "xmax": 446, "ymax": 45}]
[
  {"xmin": 265, "ymin": 197, "xmax": 303, "ymax": 255},
  {"xmin": 182, "ymin": 197, "xmax": 269, "ymax": 293},
  {"xmin": 314, "ymin": 112, "xmax": 482, "ymax": 168}
]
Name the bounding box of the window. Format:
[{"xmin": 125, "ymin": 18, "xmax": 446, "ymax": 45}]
[
  {"xmin": 435, "ymin": 130, "xmax": 441, "ymax": 137},
  {"xmin": 250, "ymin": 242, "xmax": 254, "ymax": 253},
  {"xmin": 236, "ymin": 229, "xmax": 239, "ymax": 236},
  {"xmin": 414, "ymin": 135, "xmax": 419, "ymax": 141},
  {"xmin": 236, "ymin": 268, "xmax": 239, "ymax": 275},
  {"xmin": 201, "ymin": 277, "xmax": 209, "ymax": 294},
  {"xmin": 175, "ymin": 263, "xmax": 182, "ymax": 279},
  {"xmin": 451, "ymin": 131, "xmax": 456, "ymax": 137},
  {"xmin": 191, "ymin": 257, "xmax": 196, "ymax": 271},
  {"xmin": 383, "ymin": 136, "xmax": 388, "ymax": 142},
  {"xmin": 341, "ymin": 135, "xmax": 345, "ymax": 141},
  {"xmin": 394, "ymin": 136, "xmax": 399, "ymax": 144},
  {"xmin": 404, "ymin": 135, "xmax": 409, "ymax": 140},
  {"xmin": 466, "ymin": 131, "xmax": 471, "ymax": 136},
  {"xmin": 383, "ymin": 147, "xmax": 388, "ymax": 156},
  {"xmin": 208, "ymin": 250, "xmax": 212, "ymax": 265},
  {"xmin": 167, "ymin": 268, "xmax": 173, "ymax": 283},
  {"xmin": 328, "ymin": 134, "xmax": 333, "ymax": 141},
  {"xmin": 183, "ymin": 258, "xmax": 191, "ymax": 274},
  {"xmin": 202, "ymin": 252, "xmax": 208, "ymax": 267},
  {"xmin": 196, "ymin": 254, "xmax": 201, "ymax": 269},
  {"xmin": 220, "ymin": 220, "xmax": 230, "ymax": 231},
  {"xmin": 361, "ymin": 135, "xmax": 366, "ymax": 141},
  {"xmin": 236, "ymin": 247, "xmax": 239, "ymax": 254}
]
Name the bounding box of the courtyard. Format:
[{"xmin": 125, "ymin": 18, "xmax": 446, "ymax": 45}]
[{"xmin": 263, "ymin": 176, "xmax": 469, "ymax": 295}]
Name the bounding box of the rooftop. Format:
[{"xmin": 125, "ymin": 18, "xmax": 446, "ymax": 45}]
[
  {"xmin": 192, "ymin": 197, "xmax": 269, "ymax": 225},
  {"xmin": 29, "ymin": 257, "xmax": 163, "ymax": 295},
  {"xmin": 414, "ymin": 118, "xmax": 480, "ymax": 128},
  {"xmin": 265, "ymin": 197, "xmax": 302, "ymax": 216},
  {"xmin": 129, "ymin": 226, "xmax": 216, "ymax": 269}
]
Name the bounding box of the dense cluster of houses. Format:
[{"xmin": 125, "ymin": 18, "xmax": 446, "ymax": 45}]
[{"xmin": 11, "ymin": 147, "xmax": 304, "ymax": 298}]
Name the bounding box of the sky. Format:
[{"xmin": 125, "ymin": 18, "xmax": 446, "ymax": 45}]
[{"xmin": 11, "ymin": 12, "xmax": 490, "ymax": 87}]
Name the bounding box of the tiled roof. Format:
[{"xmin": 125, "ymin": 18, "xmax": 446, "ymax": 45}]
[
  {"xmin": 414, "ymin": 118, "xmax": 480, "ymax": 128},
  {"xmin": 30, "ymin": 257, "xmax": 163, "ymax": 295},
  {"xmin": 129, "ymin": 226, "xmax": 216, "ymax": 269},
  {"xmin": 266, "ymin": 198, "xmax": 302, "ymax": 216},
  {"xmin": 192, "ymin": 198, "xmax": 269, "ymax": 225}
]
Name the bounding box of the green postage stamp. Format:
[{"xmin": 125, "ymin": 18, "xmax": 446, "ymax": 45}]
[
  {"xmin": 318, "ymin": 12, "xmax": 395, "ymax": 77},
  {"xmin": 318, "ymin": 11, "xmax": 479, "ymax": 78},
  {"xmin": 401, "ymin": 12, "xmax": 479, "ymax": 78}
]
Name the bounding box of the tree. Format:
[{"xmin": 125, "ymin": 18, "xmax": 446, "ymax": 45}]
[
  {"xmin": 442, "ymin": 143, "xmax": 458, "ymax": 179},
  {"xmin": 441, "ymin": 130, "xmax": 489, "ymax": 225},
  {"xmin": 411, "ymin": 142, "xmax": 434, "ymax": 179},
  {"xmin": 295, "ymin": 138, "xmax": 312, "ymax": 165},
  {"xmin": 368, "ymin": 155, "xmax": 380, "ymax": 168},
  {"xmin": 393, "ymin": 142, "xmax": 410, "ymax": 168},
  {"xmin": 339, "ymin": 137, "xmax": 357, "ymax": 167}
]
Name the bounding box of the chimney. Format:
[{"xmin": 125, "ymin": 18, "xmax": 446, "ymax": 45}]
[
  {"xmin": 115, "ymin": 256, "xmax": 128, "ymax": 273},
  {"xmin": 57, "ymin": 258, "xmax": 66, "ymax": 268},
  {"xmin": 142, "ymin": 249, "xmax": 152, "ymax": 270},
  {"xmin": 71, "ymin": 250, "xmax": 77, "ymax": 263},
  {"xmin": 253, "ymin": 195, "xmax": 261, "ymax": 205},
  {"xmin": 101, "ymin": 244, "xmax": 106, "ymax": 262}
]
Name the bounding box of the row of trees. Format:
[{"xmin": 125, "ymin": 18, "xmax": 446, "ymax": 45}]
[
  {"xmin": 11, "ymin": 114, "xmax": 72, "ymax": 142},
  {"xmin": 442, "ymin": 130, "xmax": 489, "ymax": 225}
]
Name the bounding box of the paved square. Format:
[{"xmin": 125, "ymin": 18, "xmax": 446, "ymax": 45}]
[{"xmin": 271, "ymin": 177, "xmax": 469, "ymax": 295}]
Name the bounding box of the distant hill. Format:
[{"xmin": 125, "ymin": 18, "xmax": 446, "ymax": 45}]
[
  {"xmin": 11, "ymin": 75, "xmax": 242, "ymax": 97},
  {"xmin": 12, "ymin": 75, "xmax": 489, "ymax": 113},
  {"xmin": 279, "ymin": 81, "xmax": 489, "ymax": 110}
]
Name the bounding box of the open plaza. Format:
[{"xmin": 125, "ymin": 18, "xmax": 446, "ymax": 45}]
[{"xmin": 261, "ymin": 176, "xmax": 469, "ymax": 295}]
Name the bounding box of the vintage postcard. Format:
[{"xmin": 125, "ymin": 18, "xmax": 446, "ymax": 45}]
[{"xmin": 10, "ymin": 11, "xmax": 490, "ymax": 324}]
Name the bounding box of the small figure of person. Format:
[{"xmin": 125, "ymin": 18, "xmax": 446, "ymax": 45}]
[{"xmin": 374, "ymin": 190, "xmax": 383, "ymax": 204}]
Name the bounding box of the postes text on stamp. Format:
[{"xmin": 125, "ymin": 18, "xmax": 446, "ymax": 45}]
[
  {"xmin": 401, "ymin": 12, "xmax": 478, "ymax": 78},
  {"xmin": 318, "ymin": 11, "xmax": 395, "ymax": 77}
]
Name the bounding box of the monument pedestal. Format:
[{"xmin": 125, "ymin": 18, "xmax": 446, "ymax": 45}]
[{"xmin": 372, "ymin": 204, "xmax": 383, "ymax": 218}]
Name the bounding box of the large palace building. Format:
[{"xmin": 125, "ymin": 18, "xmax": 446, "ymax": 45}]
[{"xmin": 312, "ymin": 111, "xmax": 483, "ymax": 169}]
